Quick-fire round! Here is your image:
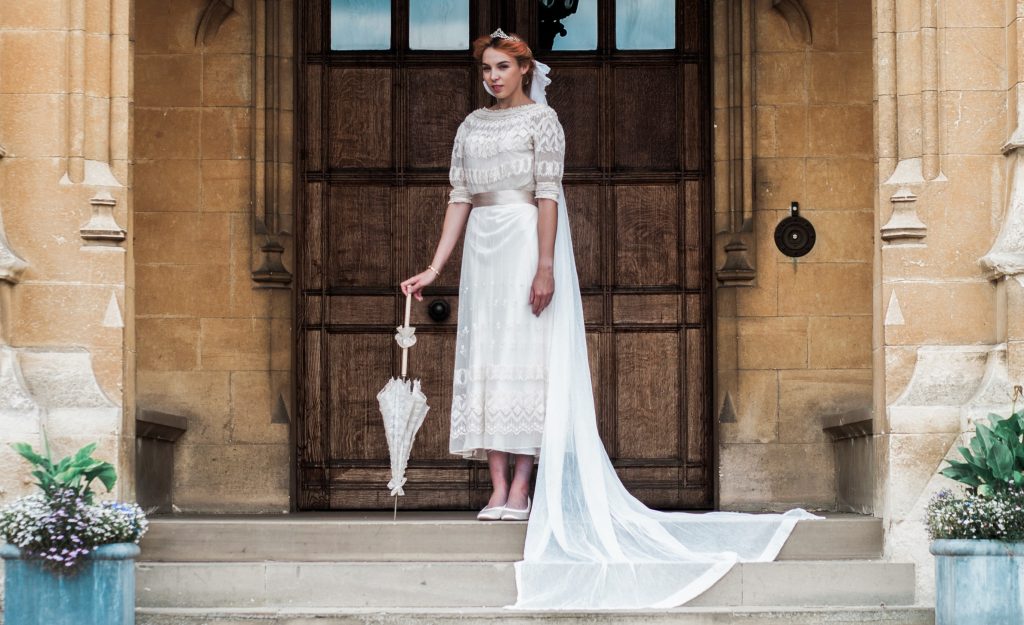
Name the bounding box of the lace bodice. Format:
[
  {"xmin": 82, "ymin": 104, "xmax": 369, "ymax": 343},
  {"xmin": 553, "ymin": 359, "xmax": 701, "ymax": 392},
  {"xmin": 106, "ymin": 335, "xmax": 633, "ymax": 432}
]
[{"xmin": 447, "ymin": 102, "xmax": 566, "ymax": 205}]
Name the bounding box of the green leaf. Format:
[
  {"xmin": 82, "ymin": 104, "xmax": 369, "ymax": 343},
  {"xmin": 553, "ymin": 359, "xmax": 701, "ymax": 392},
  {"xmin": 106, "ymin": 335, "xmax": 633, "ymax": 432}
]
[
  {"xmin": 72, "ymin": 442, "xmax": 97, "ymax": 462},
  {"xmin": 988, "ymin": 443, "xmax": 1014, "ymax": 481},
  {"xmin": 976, "ymin": 424, "xmax": 996, "ymax": 454},
  {"xmin": 53, "ymin": 467, "xmax": 82, "ymax": 485},
  {"xmin": 91, "ymin": 465, "xmax": 117, "ymax": 492},
  {"xmin": 979, "ymin": 483, "xmax": 995, "ymax": 498},
  {"xmin": 970, "ymin": 432, "xmax": 988, "ymax": 462},
  {"xmin": 957, "ymin": 446, "xmax": 978, "ymax": 464},
  {"xmin": 10, "ymin": 443, "xmax": 50, "ymax": 469}
]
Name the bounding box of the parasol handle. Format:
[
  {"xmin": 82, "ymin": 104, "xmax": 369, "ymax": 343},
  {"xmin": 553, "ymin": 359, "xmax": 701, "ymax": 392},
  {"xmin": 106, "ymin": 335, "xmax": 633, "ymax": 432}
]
[{"xmin": 401, "ymin": 291, "xmax": 412, "ymax": 378}]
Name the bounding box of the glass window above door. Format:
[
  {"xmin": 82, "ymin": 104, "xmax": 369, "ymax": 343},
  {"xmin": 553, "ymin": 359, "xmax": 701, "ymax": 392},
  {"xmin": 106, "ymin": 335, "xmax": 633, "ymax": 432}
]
[
  {"xmin": 410, "ymin": 0, "xmax": 469, "ymax": 50},
  {"xmin": 538, "ymin": 0, "xmax": 597, "ymax": 51},
  {"xmin": 331, "ymin": 0, "xmax": 391, "ymax": 50},
  {"xmin": 616, "ymin": 0, "xmax": 675, "ymax": 49}
]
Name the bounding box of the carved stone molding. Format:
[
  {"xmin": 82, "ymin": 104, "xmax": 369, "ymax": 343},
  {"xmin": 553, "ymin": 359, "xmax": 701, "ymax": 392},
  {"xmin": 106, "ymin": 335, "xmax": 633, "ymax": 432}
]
[
  {"xmin": 881, "ymin": 158, "xmax": 928, "ymax": 245},
  {"xmin": 980, "ymin": 136, "xmax": 1024, "ymax": 278},
  {"xmin": 80, "ymin": 191, "xmax": 127, "ymax": 245},
  {"xmin": 196, "ymin": 0, "xmax": 236, "ymax": 46},
  {"xmin": 251, "ymin": 0, "xmax": 293, "ymax": 287},
  {"xmin": 770, "ymin": 0, "xmax": 812, "ymax": 45},
  {"xmin": 716, "ymin": 235, "xmax": 756, "ymax": 284},
  {"xmin": 715, "ymin": 0, "xmax": 757, "ymax": 287},
  {"xmin": 880, "ymin": 189, "xmax": 927, "ymax": 245},
  {"xmin": 0, "ymin": 219, "xmax": 28, "ymax": 285}
]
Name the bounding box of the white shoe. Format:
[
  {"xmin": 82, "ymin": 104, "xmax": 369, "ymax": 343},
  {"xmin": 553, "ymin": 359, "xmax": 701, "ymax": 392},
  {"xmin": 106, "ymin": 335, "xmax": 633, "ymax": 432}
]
[
  {"xmin": 500, "ymin": 497, "xmax": 531, "ymax": 521},
  {"xmin": 477, "ymin": 504, "xmax": 505, "ymax": 521}
]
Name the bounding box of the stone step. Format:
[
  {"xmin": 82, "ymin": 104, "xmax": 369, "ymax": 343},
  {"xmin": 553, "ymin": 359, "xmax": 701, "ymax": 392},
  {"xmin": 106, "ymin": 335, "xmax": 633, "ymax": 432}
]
[
  {"xmin": 139, "ymin": 512, "xmax": 882, "ymax": 562},
  {"xmin": 135, "ymin": 560, "xmax": 915, "ymax": 609},
  {"xmin": 137, "ymin": 606, "xmax": 935, "ymax": 625}
]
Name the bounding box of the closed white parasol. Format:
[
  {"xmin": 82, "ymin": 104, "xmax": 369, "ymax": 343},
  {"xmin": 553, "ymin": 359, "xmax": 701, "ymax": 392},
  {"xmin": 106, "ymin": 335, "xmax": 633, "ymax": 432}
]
[{"xmin": 376, "ymin": 291, "xmax": 430, "ymax": 519}]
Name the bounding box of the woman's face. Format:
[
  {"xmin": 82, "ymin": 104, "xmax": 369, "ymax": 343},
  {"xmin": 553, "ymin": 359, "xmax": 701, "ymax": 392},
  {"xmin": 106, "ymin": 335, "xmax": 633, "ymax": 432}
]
[{"xmin": 481, "ymin": 47, "xmax": 528, "ymax": 100}]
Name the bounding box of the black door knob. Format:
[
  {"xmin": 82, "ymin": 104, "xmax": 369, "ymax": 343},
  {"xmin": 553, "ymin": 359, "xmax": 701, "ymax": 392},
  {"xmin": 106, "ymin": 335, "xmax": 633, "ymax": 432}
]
[{"xmin": 427, "ymin": 299, "xmax": 451, "ymax": 322}]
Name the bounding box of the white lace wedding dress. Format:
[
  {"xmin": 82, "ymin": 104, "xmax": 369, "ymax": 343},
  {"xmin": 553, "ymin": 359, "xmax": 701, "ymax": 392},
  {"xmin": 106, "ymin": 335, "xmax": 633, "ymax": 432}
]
[
  {"xmin": 443, "ymin": 95, "xmax": 821, "ymax": 611},
  {"xmin": 447, "ymin": 102, "xmax": 564, "ymax": 463}
]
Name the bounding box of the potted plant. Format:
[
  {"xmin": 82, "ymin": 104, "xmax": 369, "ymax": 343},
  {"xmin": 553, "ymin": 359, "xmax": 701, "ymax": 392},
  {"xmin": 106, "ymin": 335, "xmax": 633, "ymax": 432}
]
[
  {"xmin": 0, "ymin": 438, "xmax": 148, "ymax": 625},
  {"xmin": 927, "ymin": 391, "xmax": 1024, "ymax": 625}
]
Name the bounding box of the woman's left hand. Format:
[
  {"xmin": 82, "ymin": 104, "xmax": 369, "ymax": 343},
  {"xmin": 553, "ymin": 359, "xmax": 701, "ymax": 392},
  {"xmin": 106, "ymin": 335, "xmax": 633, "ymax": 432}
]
[{"xmin": 529, "ymin": 267, "xmax": 554, "ymax": 316}]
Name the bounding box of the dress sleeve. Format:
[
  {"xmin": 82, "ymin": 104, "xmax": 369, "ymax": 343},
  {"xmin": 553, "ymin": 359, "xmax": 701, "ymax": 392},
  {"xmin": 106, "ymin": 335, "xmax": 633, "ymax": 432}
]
[
  {"xmin": 447, "ymin": 121, "xmax": 472, "ymax": 205},
  {"xmin": 533, "ymin": 107, "xmax": 566, "ymax": 202}
]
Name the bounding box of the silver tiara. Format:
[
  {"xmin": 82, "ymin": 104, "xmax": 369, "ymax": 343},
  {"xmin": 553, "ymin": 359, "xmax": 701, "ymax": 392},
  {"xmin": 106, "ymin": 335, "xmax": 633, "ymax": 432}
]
[{"xmin": 490, "ymin": 28, "xmax": 523, "ymax": 43}]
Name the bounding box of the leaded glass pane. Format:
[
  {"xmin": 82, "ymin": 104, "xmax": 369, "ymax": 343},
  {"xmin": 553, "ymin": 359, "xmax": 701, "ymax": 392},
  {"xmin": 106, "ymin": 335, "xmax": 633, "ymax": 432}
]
[
  {"xmin": 410, "ymin": 0, "xmax": 469, "ymax": 50},
  {"xmin": 539, "ymin": 0, "xmax": 597, "ymax": 51},
  {"xmin": 616, "ymin": 0, "xmax": 675, "ymax": 50},
  {"xmin": 331, "ymin": 0, "xmax": 391, "ymax": 50}
]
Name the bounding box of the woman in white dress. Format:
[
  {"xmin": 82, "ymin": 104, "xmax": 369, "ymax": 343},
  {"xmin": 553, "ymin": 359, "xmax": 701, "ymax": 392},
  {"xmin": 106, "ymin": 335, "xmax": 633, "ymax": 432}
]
[
  {"xmin": 402, "ymin": 29, "xmax": 821, "ymax": 611},
  {"xmin": 401, "ymin": 30, "xmax": 562, "ymax": 522}
]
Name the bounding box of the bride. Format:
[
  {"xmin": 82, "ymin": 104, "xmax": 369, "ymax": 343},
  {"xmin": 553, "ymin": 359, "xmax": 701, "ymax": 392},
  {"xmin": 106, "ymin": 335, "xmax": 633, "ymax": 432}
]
[{"xmin": 401, "ymin": 28, "xmax": 820, "ymax": 611}]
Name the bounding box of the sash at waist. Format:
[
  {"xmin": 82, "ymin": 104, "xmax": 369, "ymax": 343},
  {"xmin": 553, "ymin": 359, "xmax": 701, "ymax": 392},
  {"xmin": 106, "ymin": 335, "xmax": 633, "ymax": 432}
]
[{"xmin": 471, "ymin": 189, "xmax": 537, "ymax": 208}]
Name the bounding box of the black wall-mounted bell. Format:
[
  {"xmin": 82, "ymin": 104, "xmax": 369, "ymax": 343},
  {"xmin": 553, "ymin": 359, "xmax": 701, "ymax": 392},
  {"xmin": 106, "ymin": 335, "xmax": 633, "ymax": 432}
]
[{"xmin": 774, "ymin": 201, "xmax": 816, "ymax": 258}]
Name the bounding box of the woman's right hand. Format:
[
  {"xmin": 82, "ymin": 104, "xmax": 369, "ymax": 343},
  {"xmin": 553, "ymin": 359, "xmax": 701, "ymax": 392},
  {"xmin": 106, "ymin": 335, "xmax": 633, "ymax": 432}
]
[{"xmin": 401, "ymin": 269, "xmax": 438, "ymax": 301}]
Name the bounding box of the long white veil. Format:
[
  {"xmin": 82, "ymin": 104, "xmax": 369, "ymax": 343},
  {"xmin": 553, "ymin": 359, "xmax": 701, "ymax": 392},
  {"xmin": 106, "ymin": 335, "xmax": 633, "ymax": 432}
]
[{"xmin": 502, "ymin": 60, "xmax": 822, "ymax": 610}]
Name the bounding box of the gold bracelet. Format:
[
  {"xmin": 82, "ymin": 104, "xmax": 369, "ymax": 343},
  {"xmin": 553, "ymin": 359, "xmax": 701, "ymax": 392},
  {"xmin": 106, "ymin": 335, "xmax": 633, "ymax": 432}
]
[{"xmin": 427, "ymin": 264, "xmax": 441, "ymax": 277}]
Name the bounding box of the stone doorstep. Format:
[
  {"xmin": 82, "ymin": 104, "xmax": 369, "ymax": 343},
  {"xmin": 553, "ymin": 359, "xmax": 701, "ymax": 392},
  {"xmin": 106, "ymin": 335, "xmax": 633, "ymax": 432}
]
[
  {"xmin": 135, "ymin": 606, "xmax": 935, "ymax": 625},
  {"xmin": 139, "ymin": 513, "xmax": 883, "ymax": 562},
  {"xmin": 134, "ymin": 560, "xmax": 916, "ymax": 609}
]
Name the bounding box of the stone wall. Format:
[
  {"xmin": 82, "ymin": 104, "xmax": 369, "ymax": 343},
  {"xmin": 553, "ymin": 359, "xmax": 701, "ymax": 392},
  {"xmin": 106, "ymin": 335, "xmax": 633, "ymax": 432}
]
[
  {"xmin": 875, "ymin": 0, "xmax": 1024, "ymax": 602},
  {"xmin": 0, "ymin": 0, "xmax": 132, "ymax": 503},
  {"xmin": 133, "ymin": 0, "xmax": 292, "ymax": 513},
  {"xmin": 714, "ymin": 0, "xmax": 874, "ymax": 511}
]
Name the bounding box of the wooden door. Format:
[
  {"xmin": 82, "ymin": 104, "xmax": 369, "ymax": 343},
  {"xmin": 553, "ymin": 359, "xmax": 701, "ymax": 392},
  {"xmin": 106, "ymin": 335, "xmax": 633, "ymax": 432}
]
[{"xmin": 296, "ymin": 0, "xmax": 713, "ymax": 510}]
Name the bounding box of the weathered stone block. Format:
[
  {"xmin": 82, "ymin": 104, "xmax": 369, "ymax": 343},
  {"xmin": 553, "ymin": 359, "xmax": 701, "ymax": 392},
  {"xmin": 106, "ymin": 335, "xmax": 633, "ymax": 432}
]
[
  {"xmin": 135, "ymin": 54, "xmax": 202, "ymax": 107},
  {"xmin": 774, "ymin": 105, "xmax": 809, "ymax": 157},
  {"xmin": 803, "ymin": 210, "xmax": 873, "ymax": 262},
  {"xmin": 135, "ymin": 107, "xmax": 201, "ymax": 160},
  {"xmin": 0, "ymin": 94, "xmax": 66, "ymax": 157},
  {"xmin": 172, "ymin": 443, "xmax": 289, "ymax": 512},
  {"xmin": 720, "ymin": 369, "xmax": 778, "ymax": 444},
  {"xmin": 134, "ymin": 0, "xmax": 207, "ymax": 55},
  {"xmin": 778, "ymin": 262, "xmax": 872, "ymax": 316},
  {"xmin": 737, "ymin": 316, "xmax": 808, "ymax": 369},
  {"xmin": 0, "ymin": 30, "xmax": 67, "ymax": 95},
  {"xmin": 136, "ymin": 370, "xmax": 231, "ymax": 445},
  {"xmin": 779, "ymin": 369, "xmax": 872, "ymax": 443},
  {"xmin": 134, "ymin": 159, "xmax": 202, "ymax": 212},
  {"xmin": 201, "ymin": 108, "xmax": 253, "ymax": 160},
  {"xmin": 940, "ymin": 90, "xmax": 1009, "ymax": 155},
  {"xmin": 200, "ymin": 318, "xmax": 270, "ymax": 371},
  {"xmin": 941, "ymin": 28, "xmax": 1007, "ymax": 92},
  {"xmin": 201, "ymin": 159, "xmax": 251, "ymax": 212},
  {"xmin": 808, "ymin": 316, "xmax": 872, "ymax": 369},
  {"xmin": 137, "ymin": 318, "xmax": 200, "ymax": 371},
  {"xmin": 808, "ymin": 105, "xmax": 874, "ymax": 156},
  {"xmin": 135, "ymin": 264, "xmax": 231, "ymax": 317},
  {"xmin": 754, "ymin": 53, "xmax": 807, "ymax": 105},
  {"xmin": 719, "ymin": 442, "xmax": 834, "ymax": 510},
  {"xmin": 203, "ymin": 54, "xmax": 253, "ymax": 106},
  {"xmin": 134, "ymin": 212, "xmax": 231, "ymax": 265},
  {"xmin": 229, "ymin": 371, "xmax": 289, "ymax": 444},
  {"xmin": 882, "ymin": 281, "xmax": 996, "ymax": 346},
  {"xmin": 809, "ymin": 52, "xmax": 872, "ymax": 105},
  {"xmin": 753, "ymin": 158, "xmax": 806, "ymax": 211}
]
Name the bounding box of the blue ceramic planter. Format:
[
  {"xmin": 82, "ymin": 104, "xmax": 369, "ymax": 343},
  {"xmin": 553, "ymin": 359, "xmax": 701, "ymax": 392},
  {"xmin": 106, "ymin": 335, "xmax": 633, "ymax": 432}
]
[
  {"xmin": 931, "ymin": 539, "xmax": 1024, "ymax": 625},
  {"xmin": 1, "ymin": 542, "xmax": 139, "ymax": 625}
]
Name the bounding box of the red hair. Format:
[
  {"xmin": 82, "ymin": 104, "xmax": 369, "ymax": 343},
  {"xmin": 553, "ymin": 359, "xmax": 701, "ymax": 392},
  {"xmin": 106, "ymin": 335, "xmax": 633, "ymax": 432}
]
[{"xmin": 471, "ymin": 32, "xmax": 536, "ymax": 91}]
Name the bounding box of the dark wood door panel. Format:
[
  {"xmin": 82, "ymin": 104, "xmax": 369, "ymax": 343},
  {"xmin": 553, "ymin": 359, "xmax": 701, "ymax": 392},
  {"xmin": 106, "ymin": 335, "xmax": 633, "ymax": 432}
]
[{"xmin": 297, "ymin": 0, "xmax": 714, "ymax": 510}]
